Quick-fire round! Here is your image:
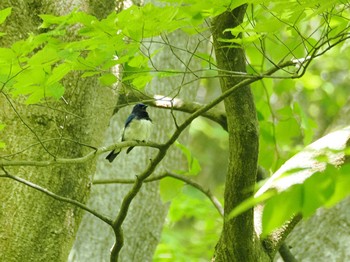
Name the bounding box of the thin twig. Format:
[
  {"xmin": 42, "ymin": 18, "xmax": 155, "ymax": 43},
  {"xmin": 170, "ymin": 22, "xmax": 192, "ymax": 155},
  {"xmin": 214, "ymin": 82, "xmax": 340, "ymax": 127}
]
[
  {"xmin": 1, "ymin": 91, "xmax": 55, "ymax": 158},
  {"xmin": 1, "ymin": 137, "xmax": 97, "ymax": 159},
  {"xmin": 0, "ymin": 141, "xmax": 162, "ymax": 167},
  {"xmin": 93, "ymin": 171, "xmax": 224, "ymax": 217},
  {"xmin": 279, "ymin": 243, "xmax": 298, "ymax": 262}
]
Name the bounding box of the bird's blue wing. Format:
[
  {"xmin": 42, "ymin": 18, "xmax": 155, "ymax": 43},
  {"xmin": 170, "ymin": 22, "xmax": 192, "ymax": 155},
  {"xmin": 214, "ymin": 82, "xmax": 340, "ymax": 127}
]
[
  {"xmin": 122, "ymin": 113, "xmax": 135, "ymax": 141},
  {"xmin": 124, "ymin": 114, "xmax": 135, "ymax": 128}
]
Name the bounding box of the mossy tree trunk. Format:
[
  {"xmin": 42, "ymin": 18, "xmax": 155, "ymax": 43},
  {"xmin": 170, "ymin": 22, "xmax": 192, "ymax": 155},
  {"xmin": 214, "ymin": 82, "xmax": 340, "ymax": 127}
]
[
  {"xmin": 212, "ymin": 6, "xmax": 270, "ymax": 262},
  {"xmin": 0, "ymin": 1, "xmax": 117, "ymax": 261}
]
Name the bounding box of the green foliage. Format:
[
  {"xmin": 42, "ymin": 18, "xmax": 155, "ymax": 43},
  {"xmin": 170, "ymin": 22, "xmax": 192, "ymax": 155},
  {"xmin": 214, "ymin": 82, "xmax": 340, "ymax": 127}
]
[
  {"xmin": 154, "ymin": 186, "xmax": 222, "ymax": 261},
  {"xmin": 175, "ymin": 141, "xmax": 201, "ymax": 176},
  {"xmin": 1, "ymin": 2, "xmax": 233, "ymax": 104},
  {"xmin": 261, "ymin": 163, "xmax": 350, "ymax": 236},
  {"xmin": 1, "ymin": 0, "xmax": 350, "ymax": 259},
  {"xmin": 159, "ymin": 0, "xmax": 350, "ymax": 251},
  {"xmin": 159, "ymin": 141, "xmax": 201, "ymax": 202},
  {"xmin": 228, "ymin": 189, "xmax": 276, "ymax": 220},
  {"xmin": 229, "ymin": 159, "xmax": 350, "ymax": 237},
  {"xmin": 246, "ymin": 1, "xmax": 350, "ymax": 172},
  {"xmin": 0, "ymin": 123, "xmax": 5, "ymax": 148},
  {"xmin": 2, "ymin": 0, "xmax": 346, "ymax": 106},
  {"xmin": 0, "ymin": 7, "xmax": 11, "ymax": 26},
  {"xmin": 160, "ymin": 177, "xmax": 185, "ymax": 203}
]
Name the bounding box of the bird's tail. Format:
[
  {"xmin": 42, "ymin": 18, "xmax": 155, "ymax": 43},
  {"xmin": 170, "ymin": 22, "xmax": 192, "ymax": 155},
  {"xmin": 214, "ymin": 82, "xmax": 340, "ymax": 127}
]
[
  {"xmin": 106, "ymin": 149, "xmax": 121, "ymax": 163},
  {"xmin": 126, "ymin": 146, "xmax": 135, "ymax": 154}
]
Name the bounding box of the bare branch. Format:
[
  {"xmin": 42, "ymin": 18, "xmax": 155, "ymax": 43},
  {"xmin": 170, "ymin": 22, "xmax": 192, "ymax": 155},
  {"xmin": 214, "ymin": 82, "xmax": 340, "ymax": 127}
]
[
  {"xmin": 0, "ymin": 167, "xmax": 113, "ymax": 226},
  {"xmin": 1, "ymin": 137, "xmax": 97, "ymax": 159},
  {"xmin": 93, "ymin": 171, "xmax": 224, "ymax": 217},
  {"xmin": 0, "ymin": 141, "xmax": 162, "ymax": 167},
  {"xmin": 119, "ymin": 93, "xmax": 229, "ymax": 130},
  {"xmin": 278, "ymin": 242, "xmax": 299, "ymax": 262},
  {"xmin": 1, "ymin": 91, "xmax": 55, "ymax": 158}
]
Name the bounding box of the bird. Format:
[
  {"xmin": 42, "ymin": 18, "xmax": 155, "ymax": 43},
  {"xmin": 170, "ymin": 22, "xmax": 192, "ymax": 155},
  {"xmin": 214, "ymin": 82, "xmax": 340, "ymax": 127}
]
[{"xmin": 106, "ymin": 103, "xmax": 152, "ymax": 163}]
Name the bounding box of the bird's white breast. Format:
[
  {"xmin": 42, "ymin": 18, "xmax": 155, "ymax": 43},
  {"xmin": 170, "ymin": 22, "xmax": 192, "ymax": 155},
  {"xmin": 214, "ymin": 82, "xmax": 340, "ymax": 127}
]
[{"xmin": 123, "ymin": 119, "xmax": 153, "ymax": 142}]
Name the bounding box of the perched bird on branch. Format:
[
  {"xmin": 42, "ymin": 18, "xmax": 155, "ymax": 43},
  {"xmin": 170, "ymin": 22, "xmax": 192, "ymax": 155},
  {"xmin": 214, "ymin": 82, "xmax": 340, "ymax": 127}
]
[{"xmin": 106, "ymin": 103, "xmax": 152, "ymax": 163}]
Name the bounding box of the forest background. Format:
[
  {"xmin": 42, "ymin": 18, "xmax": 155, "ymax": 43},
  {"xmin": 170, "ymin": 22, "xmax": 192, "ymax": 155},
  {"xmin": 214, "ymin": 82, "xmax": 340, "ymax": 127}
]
[{"xmin": 1, "ymin": 0, "xmax": 350, "ymax": 261}]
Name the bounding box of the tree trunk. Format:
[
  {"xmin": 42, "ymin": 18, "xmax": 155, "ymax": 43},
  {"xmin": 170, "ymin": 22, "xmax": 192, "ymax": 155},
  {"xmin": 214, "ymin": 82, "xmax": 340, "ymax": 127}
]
[
  {"xmin": 0, "ymin": 1, "xmax": 117, "ymax": 261},
  {"xmin": 211, "ymin": 6, "xmax": 270, "ymax": 261}
]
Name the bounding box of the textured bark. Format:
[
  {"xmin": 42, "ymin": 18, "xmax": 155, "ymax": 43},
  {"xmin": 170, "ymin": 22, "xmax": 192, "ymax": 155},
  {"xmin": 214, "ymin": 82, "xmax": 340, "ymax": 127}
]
[
  {"xmin": 212, "ymin": 6, "xmax": 269, "ymax": 262},
  {"xmin": 0, "ymin": 1, "xmax": 117, "ymax": 261},
  {"xmin": 280, "ymin": 198, "xmax": 350, "ymax": 262}
]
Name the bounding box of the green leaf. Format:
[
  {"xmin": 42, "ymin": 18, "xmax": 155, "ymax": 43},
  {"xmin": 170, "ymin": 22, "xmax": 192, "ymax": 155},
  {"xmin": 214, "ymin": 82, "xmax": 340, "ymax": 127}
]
[
  {"xmin": 159, "ymin": 177, "xmax": 184, "ymax": 202},
  {"xmin": 262, "ymin": 185, "xmax": 302, "ymax": 236},
  {"xmin": 131, "ymin": 74, "xmax": 153, "ymax": 89},
  {"xmin": 28, "ymin": 46, "xmax": 59, "ymax": 66},
  {"xmin": 0, "ymin": 48, "xmax": 16, "ymax": 62},
  {"xmin": 128, "ymin": 54, "xmax": 148, "ymax": 68},
  {"xmin": 275, "ymin": 116, "xmax": 301, "ymax": 151},
  {"xmin": 302, "ymin": 170, "xmax": 335, "ymax": 218},
  {"xmin": 99, "ymin": 73, "xmax": 117, "ymax": 86},
  {"xmin": 46, "ymin": 63, "xmax": 71, "ymax": 85},
  {"xmin": 324, "ymin": 164, "xmax": 350, "ymax": 207},
  {"xmin": 116, "ymin": 4, "xmax": 182, "ymax": 40},
  {"xmin": 0, "ymin": 123, "xmax": 5, "ymax": 148},
  {"xmin": 81, "ymin": 71, "xmax": 100, "ymax": 78},
  {"xmin": 39, "ymin": 13, "xmax": 67, "ymax": 28},
  {"xmin": 11, "ymin": 34, "xmax": 49, "ymax": 57},
  {"xmin": 69, "ymin": 11, "xmax": 98, "ymax": 26},
  {"xmin": 296, "ymin": 71, "xmax": 323, "ymax": 90},
  {"xmin": 292, "ymin": 102, "xmax": 317, "ymax": 145},
  {"xmin": 11, "ymin": 67, "xmax": 46, "ymax": 93},
  {"xmin": 228, "ymin": 189, "xmax": 277, "ymax": 219},
  {"xmin": 175, "ymin": 141, "xmax": 201, "ymax": 176},
  {"xmin": 260, "ymin": 162, "xmax": 350, "ymax": 236},
  {"xmin": 0, "ymin": 7, "xmax": 12, "ymax": 25},
  {"xmin": 22, "ymin": 82, "xmax": 64, "ymax": 104},
  {"xmin": 46, "ymin": 82, "xmax": 65, "ymax": 100}
]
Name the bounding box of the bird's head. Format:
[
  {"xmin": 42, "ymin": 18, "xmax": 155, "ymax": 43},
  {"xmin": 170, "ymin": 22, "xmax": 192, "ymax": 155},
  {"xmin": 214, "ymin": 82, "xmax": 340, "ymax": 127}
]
[{"xmin": 132, "ymin": 103, "xmax": 148, "ymax": 113}]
